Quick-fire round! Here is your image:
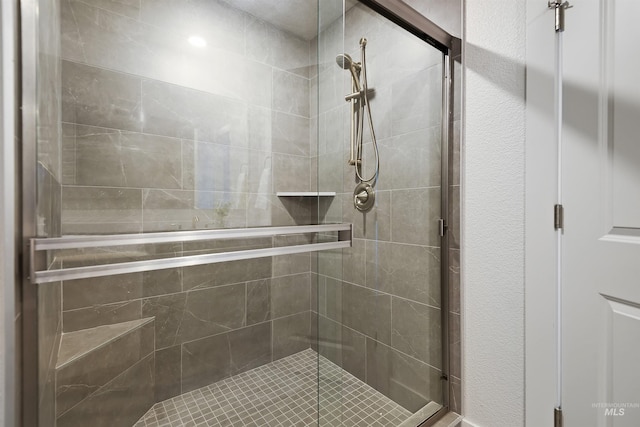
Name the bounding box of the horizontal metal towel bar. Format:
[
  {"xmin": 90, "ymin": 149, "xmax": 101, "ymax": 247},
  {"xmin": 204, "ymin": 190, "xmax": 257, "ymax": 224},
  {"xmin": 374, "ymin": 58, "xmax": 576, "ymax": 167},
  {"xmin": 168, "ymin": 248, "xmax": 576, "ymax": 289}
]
[
  {"xmin": 30, "ymin": 224, "xmax": 352, "ymax": 284},
  {"xmin": 33, "ymin": 223, "xmax": 352, "ymax": 250}
]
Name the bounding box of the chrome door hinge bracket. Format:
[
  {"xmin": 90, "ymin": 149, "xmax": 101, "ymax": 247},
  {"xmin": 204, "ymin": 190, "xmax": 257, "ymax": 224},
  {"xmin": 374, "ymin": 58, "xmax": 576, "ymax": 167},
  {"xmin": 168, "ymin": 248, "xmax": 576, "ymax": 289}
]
[
  {"xmin": 548, "ymin": 0, "xmax": 572, "ymax": 32},
  {"xmin": 554, "ymin": 204, "xmax": 564, "ymax": 231},
  {"xmin": 554, "ymin": 407, "xmax": 563, "ymax": 427},
  {"xmin": 438, "ymin": 218, "xmax": 448, "ymax": 237}
]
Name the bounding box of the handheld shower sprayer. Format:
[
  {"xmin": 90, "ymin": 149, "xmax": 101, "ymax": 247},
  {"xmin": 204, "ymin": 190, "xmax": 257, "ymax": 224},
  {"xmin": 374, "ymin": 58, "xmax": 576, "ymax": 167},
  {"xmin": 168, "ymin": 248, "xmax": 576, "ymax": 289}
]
[
  {"xmin": 336, "ymin": 38, "xmax": 380, "ymax": 212},
  {"xmin": 335, "ymin": 53, "xmax": 361, "ymax": 92}
]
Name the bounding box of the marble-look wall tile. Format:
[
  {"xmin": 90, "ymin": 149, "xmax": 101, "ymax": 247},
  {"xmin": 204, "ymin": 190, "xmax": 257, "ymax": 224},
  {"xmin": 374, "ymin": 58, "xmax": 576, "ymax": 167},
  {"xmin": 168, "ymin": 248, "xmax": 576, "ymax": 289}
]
[
  {"xmin": 180, "ymin": 332, "xmax": 229, "ymax": 392},
  {"xmin": 449, "ymin": 249, "xmax": 460, "ymax": 315},
  {"xmin": 272, "ymin": 234, "xmax": 312, "ymax": 277},
  {"xmin": 273, "ymin": 312, "xmax": 311, "ymax": 360},
  {"xmin": 247, "ymin": 106, "xmax": 273, "ymax": 152},
  {"xmin": 63, "ymin": 300, "xmax": 142, "ymax": 332},
  {"xmin": 181, "ymin": 322, "xmax": 271, "ymax": 393},
  {"xmin": 181, "ymin": 140, "xmax": 257, "ymax": 196},
  {"xmin": 391, "ymin": 188, "xmax": 441, "ymax": 247},
  {"xmin": 272, "ymin": 153, "xmax": 311, "ymax": 193},
  {"xmin": 449, "ymin": 185, "xmax": 460, "ymax": 250},
  {"xmin": 272, "ymin": 70, "xmax": 310, "ymax": 117},
  {"xmin": 62, "ymin": 274, "xmax": 143, "ymax": 311},
  {"xmin": 62, "ymin": 123, "xmax": 76, "ymax": 185},
  {"xmin": 451, "ymin": 375, "xmax": 462, "ymax": 415},
  {"xmin": 61, "ymin": 186, "xmax": 142, "ymax": 234},
  {"xmin": 363, "ymin": 85, "xmax": 393, "ymax": 143},
  {"xmin": 317, "ymin": 314, "xmax": 341, "ymax": 365},
  {"xmin": 391, "ymin": 298, "xmax": 441, "ymax": 368},
  {"xmin": 365, "ymin": 241, "xmax": 440, "ymax": 307},
  {"xmin": 453, "ymin": 58, "xmax": 461, "ymax": 121},
  {"xmin": 142, "ymin": 268, "xmax": 182, "ymax": 299},
  {"xmin": 316, "ymin": 247, "xmax": 342, "ymax": 282},
  {"xmin": 62, "ymin": 0, "xmax": 188, "ymax": 83},
  {"xmin": 38, "ymin": 273, "xmax": 62, "ymax": 426},
  {"xmin": 319, "ymin": 276, "xmax": 343, "ymax": 323},
  {"xmin": 182, "ymin": 257, "xmax": 271, "ymax": 291},
  {"xmin": 142, "ymin": 284, "xmax": 245, "ymax": 349},
  {"xmin": 377, "ymin": 127, "xmax": 441, "ymax": 191},
  {"xmin": 93, "ymin": 0, "xmax": 141, "ymax": 19},
  {"xmin": 64, "ymin": 0, "xmax": 284, "ymax": 103},
  {"xmin": 38, "ymin": 0, "xmax": 62, "ymax": 183},
  {"xmin": 142, "ymin": 189, "xmax": 247, "ymax": 232},
  {"xmin": 343, "ymin": 192, "xmax": 391, "ymax": 242},
  {"xmin": 341, "ymin": 325, "xmax": 367, "ymax": 383},
  {"xmin": 342, "ymin": 282, "xmax": 391, "ymax": 345},
  {"xmin": 56, "ymin": 354, "xmax": 155, "ymax": 427},
  {"xmin": 267, "ymin": 195, "xmax": 314, "ymax": 226},
  {"xmin": 139, "ymin": 0, "xmax": 244, "ymax": 53},
  {"xmin": 73, "ymin": 125, "xmax": 182, "ymax": 189},
  {"xmin": 246, "ymin": 279, "xmax": 271, "ymax": 326},
  {"xmin": 271, "ymin": 111, "xmax": 310, "ymax": 157},
  {"xmin": 245, "ymin": 15, "xmax": 310, "ymax": 77},
  {"xmin": 141, "ymin": 80, "xmax": 248, "ymax": 146},
  {"xmin": 341, "ymin": 238, "xmax": 366, "ymax": 287},
  {"xmin": 155, "ymin": 345, "xmax": 181, "ymax": 402},
  {"xmin": 450, "ymin": 313, "xmax": 461, "ymax": 379},
  {"xmin": 271, "ymin": 273, "xmax": 311, "ymax": 319},
  {"xmin": 318, "ymin": 105, "xmax": 347, "ymax": 156},
  {"xmin": 365, "ymin": 338, "xmax": 441, "ymax": 413},
  {"xmin": 317, "ymin": 151, "xmax": 344, "ymax": 192},
  {"xmin": 450, "ymin": 119, "xmax": 461, "ymax": 186},
  {"xmin": 62, "ymin": 61, "xmax": 142, "ymax": 132},
  {"xmin": 391, "ymin": 65, "xmax": 442, "ymax": 135},
  {"xmin": 228, "ymin": 322, "xmax": 272, "ymax": 375},
  {"xmin": 56, "ymin": 322, "xmax": 154, "ymax": 417}
]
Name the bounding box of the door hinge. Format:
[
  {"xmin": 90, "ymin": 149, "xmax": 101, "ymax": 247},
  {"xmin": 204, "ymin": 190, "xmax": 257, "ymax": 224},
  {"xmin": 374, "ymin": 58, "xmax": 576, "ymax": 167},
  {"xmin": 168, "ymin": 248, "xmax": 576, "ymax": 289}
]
[
  {"xmin": 548, "ymin": 0, "xmax": 572, "ymax": 32},
  {"xmin": 554, "ymin": 204, "xmax": 564, "ymax": 231},
  {"xmin": 554, "ymin": 407, "xmax": 563, "ymax": 427},
  {"xmin": 438, "ymin": 218, "xmax": 448, "ymax": 237}
]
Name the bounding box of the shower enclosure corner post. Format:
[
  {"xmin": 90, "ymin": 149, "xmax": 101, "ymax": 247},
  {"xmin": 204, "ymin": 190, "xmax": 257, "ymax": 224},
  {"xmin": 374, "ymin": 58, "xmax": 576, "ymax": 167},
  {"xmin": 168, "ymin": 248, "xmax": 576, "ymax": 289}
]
[
  {"xmin": 439, "ymin": 49, "xmax": 453, "ymax": 413},
  {"xmin": 19, "ymin": 0, "xmax": 40, "ymax": 426}
]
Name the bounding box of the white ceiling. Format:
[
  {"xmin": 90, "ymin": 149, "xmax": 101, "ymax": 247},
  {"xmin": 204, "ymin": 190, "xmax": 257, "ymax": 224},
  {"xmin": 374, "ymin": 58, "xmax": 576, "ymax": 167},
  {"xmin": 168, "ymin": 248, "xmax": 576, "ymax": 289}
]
[{"xmin": 224, "ymin": 0, "xmax": 356, "ymax": 40}]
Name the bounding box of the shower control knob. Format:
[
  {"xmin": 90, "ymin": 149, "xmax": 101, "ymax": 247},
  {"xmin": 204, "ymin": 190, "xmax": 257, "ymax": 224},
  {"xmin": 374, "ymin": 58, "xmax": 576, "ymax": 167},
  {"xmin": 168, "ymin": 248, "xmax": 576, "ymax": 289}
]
[{"xmin": 353, "ymin": 182, "xmax": 375, "ymax": 212}]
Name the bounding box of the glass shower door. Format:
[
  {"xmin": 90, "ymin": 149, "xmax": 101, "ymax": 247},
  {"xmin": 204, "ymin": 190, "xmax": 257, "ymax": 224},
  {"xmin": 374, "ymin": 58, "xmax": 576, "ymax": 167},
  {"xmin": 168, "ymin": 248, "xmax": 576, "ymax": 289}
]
[
  {"xmin": 315, "ymin": 1, "xmax": 448, "ymax": 425},
  {"xmin": 26, "ymin": 0, "xmax": 351, "ymax": 426}
]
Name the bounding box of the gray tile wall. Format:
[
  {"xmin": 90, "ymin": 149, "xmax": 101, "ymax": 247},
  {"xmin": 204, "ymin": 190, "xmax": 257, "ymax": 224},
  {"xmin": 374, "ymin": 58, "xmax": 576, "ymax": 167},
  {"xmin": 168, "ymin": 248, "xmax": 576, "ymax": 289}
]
[
  {"xmin": 56, "ymin": 0, "xmax": 317, "ymax": 416},
  {"xmin": 60, "ymin": 0, "xmax": 315, "ymax": 236},
  {"xmin": 45, "ymin": 0, "xmax": 462, "ymax": 423},
  {"xmin": 313, "ymin": 3, "xmax": 455, "ymax": 415},
  {"xmin": 36, "ymin": 0, "xmax": 63, "ymax": 424}
]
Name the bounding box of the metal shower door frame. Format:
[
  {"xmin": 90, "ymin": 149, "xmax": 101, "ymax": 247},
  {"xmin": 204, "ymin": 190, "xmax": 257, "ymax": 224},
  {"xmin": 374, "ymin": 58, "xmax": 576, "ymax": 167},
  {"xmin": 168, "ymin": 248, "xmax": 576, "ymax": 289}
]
[
  {"xmin": 354, "ymin": 1, "xmax": 460, "ymax": 425},
  {"xmin": 19, "ymin": 0, "xmax": 41, "ymax": 425}
]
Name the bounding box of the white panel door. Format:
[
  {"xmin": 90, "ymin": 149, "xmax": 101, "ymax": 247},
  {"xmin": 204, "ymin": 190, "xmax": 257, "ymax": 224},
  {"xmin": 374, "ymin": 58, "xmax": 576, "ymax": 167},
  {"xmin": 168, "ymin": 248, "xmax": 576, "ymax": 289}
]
[{"xmin": 563, "ymin": 0, "xmax": 640, "ymax": 425}]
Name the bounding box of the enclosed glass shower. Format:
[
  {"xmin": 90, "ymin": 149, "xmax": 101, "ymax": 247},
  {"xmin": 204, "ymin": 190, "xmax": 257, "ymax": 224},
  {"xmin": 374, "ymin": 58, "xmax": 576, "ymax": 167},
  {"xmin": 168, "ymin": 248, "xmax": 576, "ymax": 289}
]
[{"xmin": 22, "ymin": 0, "xmax": 460, "ymax": 426}]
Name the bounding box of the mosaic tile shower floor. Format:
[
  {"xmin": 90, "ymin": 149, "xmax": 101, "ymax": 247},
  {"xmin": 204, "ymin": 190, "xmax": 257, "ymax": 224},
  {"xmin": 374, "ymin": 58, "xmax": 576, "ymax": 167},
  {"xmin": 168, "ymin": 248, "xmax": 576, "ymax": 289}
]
[{"xmin": 134, "ymin": 349, "xmax": 412, "ymax": 427}]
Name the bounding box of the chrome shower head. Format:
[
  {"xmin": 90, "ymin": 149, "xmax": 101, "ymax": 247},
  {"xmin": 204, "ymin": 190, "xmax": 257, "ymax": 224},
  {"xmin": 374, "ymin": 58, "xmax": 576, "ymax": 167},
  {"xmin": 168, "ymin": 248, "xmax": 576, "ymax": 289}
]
[
  {"xmin": 336, "ymin": 53, "xmax": 361, "ymax": 91},
  {"xmin": 336, "ymin": 53, "xmax": 361, "ymax": 71},
  {"xmin": 336, "ymin": 53, "xmax": 353, "ymax": 70}
]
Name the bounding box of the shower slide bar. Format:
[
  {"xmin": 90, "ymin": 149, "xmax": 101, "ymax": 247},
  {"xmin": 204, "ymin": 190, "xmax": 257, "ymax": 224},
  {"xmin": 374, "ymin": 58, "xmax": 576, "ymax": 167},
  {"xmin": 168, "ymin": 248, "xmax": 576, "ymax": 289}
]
[{"xmin": 29, "ymin": 223, "xmax": 352, "ymax": 285}]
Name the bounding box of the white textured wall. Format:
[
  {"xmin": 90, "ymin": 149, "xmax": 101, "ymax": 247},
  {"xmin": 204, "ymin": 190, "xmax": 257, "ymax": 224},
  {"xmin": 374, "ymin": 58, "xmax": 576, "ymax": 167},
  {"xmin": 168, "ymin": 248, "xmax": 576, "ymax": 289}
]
[
  {"xmin": 462, "ymin": 1, "xmax": 526, "ymax": 426},
  {"xmin": 403, "ymin": 0, "xmax": 462, "ymax": 38}
]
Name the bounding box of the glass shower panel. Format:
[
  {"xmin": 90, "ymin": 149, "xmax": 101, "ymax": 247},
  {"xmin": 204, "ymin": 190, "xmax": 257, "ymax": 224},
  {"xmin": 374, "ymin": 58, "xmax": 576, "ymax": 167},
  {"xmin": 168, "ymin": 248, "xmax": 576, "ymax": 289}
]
[
  {"xmin": 31, "ymin": 0, "xmax": 340, "ymax": 425},
  {"xmin": 316, "ymin": 2, "xmax": 445, "ymax": 425},
  {"xmin": 315, "ymin": 1, "xmax": 347, "ymax": 425}
]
